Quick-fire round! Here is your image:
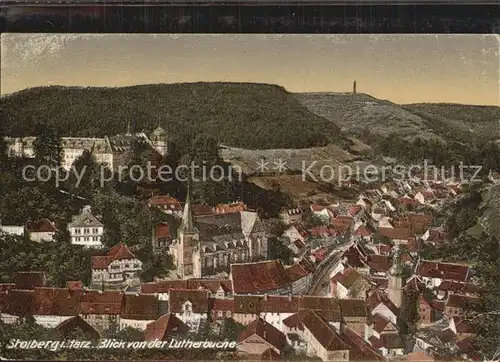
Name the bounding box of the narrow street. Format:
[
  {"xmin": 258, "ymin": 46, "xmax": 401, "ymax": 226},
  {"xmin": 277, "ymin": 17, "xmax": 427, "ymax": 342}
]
[{"xmin": 308, "ymin": 243, "xmax": 351, "ymax": 296}]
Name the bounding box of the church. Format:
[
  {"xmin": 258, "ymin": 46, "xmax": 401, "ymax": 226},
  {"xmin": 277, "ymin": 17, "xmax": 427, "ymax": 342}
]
[{"xmin": 170, "ymin": 190, "xmax": 268, "ymax": 279}]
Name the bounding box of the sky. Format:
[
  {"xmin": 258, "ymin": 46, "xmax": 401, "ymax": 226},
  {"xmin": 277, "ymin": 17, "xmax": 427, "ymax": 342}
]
[{"xmin": 1, "ymin": 34, "xmax": 499, "ymax": 105}]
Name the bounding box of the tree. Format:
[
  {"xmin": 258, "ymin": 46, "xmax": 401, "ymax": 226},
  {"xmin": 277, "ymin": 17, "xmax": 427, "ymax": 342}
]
[
  {"xmin": 33, "ymin": 123, "xmax": 64, "ymax": 168},
  {"xmin": 398, "ymin": 285, "xmax": 419, "ymax": 335},
  {"xmin": 268, "ymin": 236, "xmax": 293, "ymax": 264},
  {"xmin": 219, "ymin": 318, "xmax": 245, "ymax": 342}
]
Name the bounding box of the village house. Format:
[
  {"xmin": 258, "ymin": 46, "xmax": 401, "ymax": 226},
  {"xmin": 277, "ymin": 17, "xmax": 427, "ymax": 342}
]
[
  {"xmin": 68, "ymin": 205, "xmax": 104, "ymax": 248},
  {"xmin": 338, "ymin": 299, "xmax": 368, "ymax": 337},
  {"xmin": 444, "ymin": 294, "xmax": 479, "ymax": 319},
  {"xmin": 0, "ymin": 220, "xmax": 25, "ymax": 237},
  {"xmin": 365, "ymin": 290, "xmax": 400, "ymax": 325},
  {"xmin": 144, "ymin": 313, "xmax": 190, "ymax": 341},
  {"xmin": 233, "ymin": 295, "xmax": 264, "ymax": 325},
  {"xmin": 237, "ymin": 317, "xmax": 288, "ymax": 357},
  {"xmin": 415, "ymin": 260, "xmax": 470, "ymax": 288},
  {"xmin": 31, "ymin": 287, "xmax": 81, "ymax": 328},
  {"xmin": 27, "ymin": 218, "xmax": 58, "ymax": 242},
  {"xmin": 310, "ymin": 204, "xmax": 331, "ymax": 221},
  {"xmin": 152, "ymin": 222, "xmax": 172, "ymax": 253},
  {"xmin": 210, "ymin": 297, "xmax": 234, "ymax": 322},
  {"xmin": 332, "ymin": 267, "xmax": 371, "ymax": 299},
  {"xmin": 378, "ymin": 227, "xmax": 414, "ymax": 244},
  {"xmin": 91, "ymin": 243, "xmax": 143, "ymax": 285},
  {"xmin": 302, "ymin": 310, "xmax": 350, "ymax": 361},
  {"xmin": 279, "ymin": 207, "xmax": 303, "ymax": 225},
  {"xmin": 286, "ymin": 258, "xmax": 315, "ymax": 295},
  {"xmin": 230, "ymin": 260, "xmax": 292, "ymax": 295},
  {"xmin": 283, "ymin": 224, "xmax": 308, "ymax": 246},
  {"xmin": 364, "ymin": 314, "xmax": 404, "ymax": 358},
  {"xmin": 215, "ymin": 201, "xmax": 247, "ymax": 214},
  {"xmin": 168, "ymin": 289, "xmax": 210, "ymax": 333},
  {"xmin": 147, "ymin": 195, "xmax": 183, "ymax": 217},
  {"xmin": 79, "ymin": 290, "xmax": 123, "ymax": 334},
  {"xmin": 120, "ymin": 294, "xmax": 159, "ymax": 331}
]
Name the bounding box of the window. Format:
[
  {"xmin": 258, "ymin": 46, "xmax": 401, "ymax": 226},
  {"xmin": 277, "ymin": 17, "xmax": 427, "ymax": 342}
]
[
  {"xmin": 84, "ymin": 228, "xmax": 90, "ymax": 234},
  {"xmin": 93, "ymin": 228, "xmax": 98, "ymax": 233},
  {"xmin": 75, "ymin": 228, "xmax": 81, "ymax": 234}
]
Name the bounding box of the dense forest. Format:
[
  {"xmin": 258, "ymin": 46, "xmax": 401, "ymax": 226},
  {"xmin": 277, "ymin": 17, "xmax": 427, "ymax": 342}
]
[{"xmin": 0, "ymin": 83, "xmax": 352, "ymax": 150}]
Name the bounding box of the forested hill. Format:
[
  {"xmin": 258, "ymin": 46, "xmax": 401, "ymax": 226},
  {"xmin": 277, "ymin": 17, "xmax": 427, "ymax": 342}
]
[{"xmin": 0, "ymin": 83, "xmax": 351, "ymax": 150}]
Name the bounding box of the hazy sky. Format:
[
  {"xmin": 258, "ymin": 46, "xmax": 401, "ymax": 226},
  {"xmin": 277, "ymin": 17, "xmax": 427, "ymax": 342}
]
[{"xmin": 1, "ymin": 34, "xmax": 498, "ymax": 105}]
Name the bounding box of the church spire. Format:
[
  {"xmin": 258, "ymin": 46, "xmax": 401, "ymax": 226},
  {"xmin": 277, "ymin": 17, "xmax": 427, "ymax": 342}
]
[{"xmin": 179, "ymin": 182, "xmax": 197, "ymax": 234}]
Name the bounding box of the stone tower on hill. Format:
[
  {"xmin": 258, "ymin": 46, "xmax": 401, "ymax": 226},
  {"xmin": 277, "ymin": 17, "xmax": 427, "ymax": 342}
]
[{"xmin": 353, "ymin": 80, "xmax": 357, "ymax": 94}]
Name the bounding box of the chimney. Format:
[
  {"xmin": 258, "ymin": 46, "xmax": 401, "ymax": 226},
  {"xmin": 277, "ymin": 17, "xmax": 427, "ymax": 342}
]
[
  {"xmin": 288, "ymin": 294, "xmax": 292, "ymax": 301},
  {"xmin": 264, "ymin": 294, "xmax": 268, "ymax": 301}
]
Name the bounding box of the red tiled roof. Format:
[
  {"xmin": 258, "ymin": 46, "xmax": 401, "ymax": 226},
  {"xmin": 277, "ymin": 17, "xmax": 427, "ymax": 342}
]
[
  {"xmin": 140, "ymin": 280, "xmax": 188, "ymax": 294},
  {"xmin": 192, "ymin": 204, "xmax": 214, "ymax": 216},
  {"xmin": 3, "ymin": 290, "xmax": 34, "ymax": 316},
  {"xmin": 349, "ymin": 205, "xmax": 363, "ymax": 216},
  {"xmin": 26, "ymin": 218, "xmax": 58, "ymax": 233},
  {"xmin": 282, "ymin": 311, "xmax": 307, "ymax": 331},
  {"xmin": 338, "ymin": 299, "xmax": 367, "ymax": 318},
  {"xmin": 370, "ymin": 313, "xmax": 391, "ymax": 333},
  {"xmin": 215, "ymin": 202, "xmax": 247, "ymax": 213},
  {"xmin": 342, "ymin": 327, "xmax": 386, "ymax": 361},
  {"xmin": 355, "ymin": 225, "xmax": 374, "ymax": 237},
  {"xmin": 366, "ymin": 290, "xmax": 399, "ymax": 317},
  {"xmin": 310, "ymin": 204, "xmax": 327, "ymax": 212},
  {"xmin": 92, "ymin": 243, "xmax": 137, "ymax": 269},
  {"xmin": 445, "ymin": 294, "xmax": 479, "ymax": 310},
  {"xmin": 368, "ymin": 333, "xmax": 404, "ymax": 349},
  {"xmin": 148, "ymin": 196, "xmax": 182, "ymax": 209},
  {"xmin": 210, "ymin": 298, "xmax": 235, "ymax": 312},
  {"xmin": 367, "ymin": 254, "xmax": 391, "ymax": 273},
  {"xmin": 378, "ymin": 227, "xmax": 413, "ymax": 241},
  {"xmin": 32, "ymin": 287, "xmax": 82, "ymax": 316},
  {"xmin": 430, "ymin": 300, "xmax": 446, "ymax": 311},
  {"xmin": 145, "ymin": 313, "xmax": 189, "ymax": 341},
  {"xmin": 260, "ymin": 296, "xmax": 299, "ymax": 313},
  {"xmin": 336, "ymin": 267, "xmax": 362, "ymax": 289},
  {"xmin": 121, "ymin": 294, "xmax": 158, "ymax": 320},
  {"xmin": 15, "ymin": 271, "xmax": 46, "ymax": 290},
  {"xmin": 231, "ymin": 260, "xmax": 290, "ymax": 294},
  {"xmin": 0, "ymin": 284, "xmax": 15, "ymax": 293},
  {"xmin": 416, "ymin": 261, "xmax": 469, "ymax": 282},
  {"xmin": 437, "ymin": 281, "xmax": 478, "ymax": 295},
  {"xmin": 302, "ymin": 311, "xmax": 350, "ymax": 351},
  {"xmin": 155, "ymin": 223, "xmax": 171, "ymax": 239},
  {"xmin": 285, "ymin": 264, "xmax": 310, "ymax": 283},
  {"xmin": 169, "ymin": 289, "xmax": 209, "ymax": 314},
  {"xmin": 79, "ymin": 290, "xmax": 123, "ymax": 315},
  {"xmin": 238, "ymin": 318, "xmax": 287, "ymax": 352},
  {"xmin": 234, "ymin": 295, "xmax": 262, "ymax": 314}
]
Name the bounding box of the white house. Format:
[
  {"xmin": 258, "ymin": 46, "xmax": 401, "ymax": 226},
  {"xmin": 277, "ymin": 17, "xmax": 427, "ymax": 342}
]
[
  {"xmin": 168, "ymin": 289, "xmax": 210, "ymax": 333},
  {"xmin": 0, "ymin": 224, "xmax": 25, "ymax": 237},
  {"xmin": 68, "ymin": 206, "xmax": 104, "ymax": 248},
  {"xmin": 27, "ymin": 218, "xmax": 58, "ymax": 242}
]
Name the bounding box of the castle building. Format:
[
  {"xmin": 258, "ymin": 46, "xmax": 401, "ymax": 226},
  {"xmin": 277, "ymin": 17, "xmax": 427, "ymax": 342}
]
[
  {"xmin": 172, "ymin": 189, "xmax": 268, "ymax": 279},
  {"xmin": 4, "ymin": 125, "xmax": 168, "ymax": 171},
  {"xmin": 387, "ymin": 246, "xmax": 405, "ymax": 308}
]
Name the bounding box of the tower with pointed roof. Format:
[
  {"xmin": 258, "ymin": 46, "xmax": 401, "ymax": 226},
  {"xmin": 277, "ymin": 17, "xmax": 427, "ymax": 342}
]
[
  {"xmin": 387, "ymin": 245, "xmax": 405, "ymax": 308},
  {"xmin": 177, "ymin": 183, "xmax": 201, "ymax": 279}
]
